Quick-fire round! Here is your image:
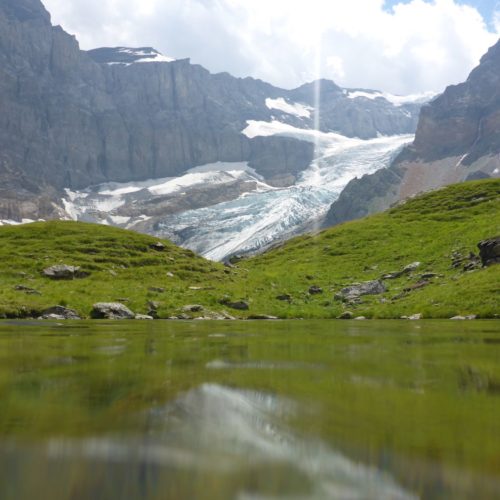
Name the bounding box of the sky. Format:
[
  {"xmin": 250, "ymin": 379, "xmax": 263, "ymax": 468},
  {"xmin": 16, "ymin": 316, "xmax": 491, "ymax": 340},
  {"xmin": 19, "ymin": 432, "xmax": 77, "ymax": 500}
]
[{"xmin": 42, "ymin": 0, "xmax": 500, "ymax": 95}]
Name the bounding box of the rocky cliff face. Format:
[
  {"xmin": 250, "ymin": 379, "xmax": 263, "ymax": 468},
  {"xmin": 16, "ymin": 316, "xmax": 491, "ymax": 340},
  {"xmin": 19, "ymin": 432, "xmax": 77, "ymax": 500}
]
[
  {"xmin": 325, "ymin": 40, "xmax": 500, "ymax": 227},
  {"xmin": 0, "ymin": 0, "xmax": 425, "ymax": 221}
]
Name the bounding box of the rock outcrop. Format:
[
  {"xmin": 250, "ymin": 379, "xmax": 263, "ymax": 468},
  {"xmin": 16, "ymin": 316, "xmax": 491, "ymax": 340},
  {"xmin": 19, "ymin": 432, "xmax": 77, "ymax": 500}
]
[
  {"xmin": 478, "ymin": 237, "xmax": 500, "ymax": 266},
  {"xmin": 325, "ymin": 40, "xmax": 500, "ymax": 227},
  {"xmin": 0, "ymin": 0, "xmax": 423, "ymax": 221}
]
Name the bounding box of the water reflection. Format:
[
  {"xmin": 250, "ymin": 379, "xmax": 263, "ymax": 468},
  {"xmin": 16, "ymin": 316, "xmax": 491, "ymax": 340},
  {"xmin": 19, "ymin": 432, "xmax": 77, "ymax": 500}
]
[{"xmin": 7, "ymin": 384, "xmax": 415, "ymax": 500}]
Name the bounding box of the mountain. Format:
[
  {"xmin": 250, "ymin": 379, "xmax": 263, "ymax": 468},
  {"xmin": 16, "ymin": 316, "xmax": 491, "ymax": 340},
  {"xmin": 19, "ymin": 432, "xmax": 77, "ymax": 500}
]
[
  {"xmin": 1, "ymin": 179, "xmax": 498, "ymax": 319},
  {"xmin": 325, "ymin": 40, "xmax": 500, "ymax": 227},
  {"xmin": 0, "ymin": 0, "xmax": 424, "ymax": 229}
]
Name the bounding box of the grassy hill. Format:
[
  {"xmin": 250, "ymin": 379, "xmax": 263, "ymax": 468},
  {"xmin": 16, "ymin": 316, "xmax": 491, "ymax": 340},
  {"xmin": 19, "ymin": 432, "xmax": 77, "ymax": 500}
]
[{"xmin": 0, "ymin": 179, "xmax": 499, "ymax": 319}]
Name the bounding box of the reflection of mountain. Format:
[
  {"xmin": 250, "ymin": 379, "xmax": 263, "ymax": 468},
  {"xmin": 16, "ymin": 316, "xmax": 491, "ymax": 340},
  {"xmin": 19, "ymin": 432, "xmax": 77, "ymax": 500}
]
[
  {"xmin": 0, "ymin": 0, "xmax": 424, "ymax": 230},
  {"xmin": 325, "ymin": 40, "xmax": 500, "ymax": 227}
]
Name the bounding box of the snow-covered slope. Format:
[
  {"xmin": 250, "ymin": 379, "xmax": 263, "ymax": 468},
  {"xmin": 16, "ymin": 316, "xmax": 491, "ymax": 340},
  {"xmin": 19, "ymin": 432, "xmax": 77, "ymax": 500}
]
[{"xmin": 86, "ymin": 47, "xmax": 175, "ymax": 65}]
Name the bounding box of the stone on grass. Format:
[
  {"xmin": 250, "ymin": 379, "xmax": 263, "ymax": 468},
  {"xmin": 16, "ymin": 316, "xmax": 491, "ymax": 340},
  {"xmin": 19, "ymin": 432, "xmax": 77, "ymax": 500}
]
[
  {"xmin": 308, "ymin": 286, "xmax": 323, "ymax": 295},
  {"xmin": 149, "ymin": 242, "xmax": 165, "ymax": 251},
  {"xmin": 43, "ymin": 265, "xmax": 86, "ymax": 280},
  {"xmin": 91, "ymin": 302, "xmax": 135, "ymax": 319},
  {"xmin": 182, "ymin": 304, "xmax": 204, "ymax": 313},
  {"xmin": 335, "ymin": 280, "xmax": 386, "ymax": 302},
  {"xmin": 402, "ymin": 262, "xmax": 421, "ymax": 273}
]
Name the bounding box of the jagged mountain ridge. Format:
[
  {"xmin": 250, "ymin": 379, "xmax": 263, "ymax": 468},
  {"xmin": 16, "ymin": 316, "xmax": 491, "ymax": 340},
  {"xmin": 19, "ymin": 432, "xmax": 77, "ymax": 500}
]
[
  {"xmin": 0, "ymin": 0, "xmax": 424, "ymax": 222},
  {"xmin": 325, "ymin": 39, "xmax": 500, "ymax": 227}
]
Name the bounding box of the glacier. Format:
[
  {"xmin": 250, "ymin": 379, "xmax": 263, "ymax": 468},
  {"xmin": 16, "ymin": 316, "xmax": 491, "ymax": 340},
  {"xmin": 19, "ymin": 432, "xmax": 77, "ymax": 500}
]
[{"xmin": 63, "ymin": 128, "xmax": 412, "ymax": 261}]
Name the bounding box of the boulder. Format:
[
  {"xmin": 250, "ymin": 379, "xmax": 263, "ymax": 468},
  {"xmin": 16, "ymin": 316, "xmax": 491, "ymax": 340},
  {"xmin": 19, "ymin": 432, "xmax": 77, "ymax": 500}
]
[
  {"xmin": 40, "ymin": 306, "xmax": 81, "ymax": 320},
  {"xmin": 43, "ymin": 265, "xmax": 86, "ymax": 280},
  {"xmin": 408, "ymin": 313, "xmax": 422, "ymax": 320},
  {"xmin": 478, "ymin": 237, "xmax": 500, "ymax": 266},
  {"xmin": 91, "ymin": 303, "xmax": 135, "ymax": 319},
  {"xmin": 354, "ymin": 316, "xmax": 367, "ymax": 320},
  {"xmin": 308, "ymin": 286, "xmax": 323, "ymax": 295},
  {"xmin": 135, "ymin": 314, "xmax": 154, "ymax": 320},
  {"xmin": 335, "ymin": 280, "xmax": 387, "ymax": 302}
]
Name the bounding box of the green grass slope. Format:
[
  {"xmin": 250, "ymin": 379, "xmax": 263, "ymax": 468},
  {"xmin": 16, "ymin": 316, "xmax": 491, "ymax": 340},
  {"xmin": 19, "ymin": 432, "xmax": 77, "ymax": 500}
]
[
  {"xmin": 0, "ymin": 222, "xmax": 229, "ymax": 319},
  {"xmin": 0, "ymin": 179, "xmax": 499, "ymax": 319},
  {"xmin": 227, "ymin": 178, "xmax": 500, "ymax": 319}
]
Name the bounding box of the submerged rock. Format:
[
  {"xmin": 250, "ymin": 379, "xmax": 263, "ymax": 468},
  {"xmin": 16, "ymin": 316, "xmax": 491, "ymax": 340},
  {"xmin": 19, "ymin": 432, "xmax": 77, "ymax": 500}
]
[
  {"xmin": 91, "ymin": 302, "xmax": 135, "ymax": 319},
  {"xmin": 247, "ymin": 315, "xmax": 279, "ymax": 320}
]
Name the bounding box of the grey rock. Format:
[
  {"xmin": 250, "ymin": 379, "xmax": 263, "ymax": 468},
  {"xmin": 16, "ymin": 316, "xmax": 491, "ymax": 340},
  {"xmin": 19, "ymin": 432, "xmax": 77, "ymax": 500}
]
[
  {"xmin": 43, "ymin": 265, "xmax": 84, "ymax": 280},
  {"xmin": 91, "ymin": 302, "xmax": 135, "ymax": 319},
  {"xmin": 14, "ymin": 284, "xmax": 40, "ymax": 295},
  {"xmin": 40, "ymin": 305, "xmax": 81, "ymax": 320},
  {"xmin": 308, "ymin": 285, "xmax": 323, "ymax": 295},
  {"xmin": 135, "ymin": 314, "xmax": 154, "ymax": 320},
  {"xmin": 149, "ymin": 287, "xmax": 165, "ymax": 293},
  {"xmin": 451, "ymin": 315, "xmax": 477, "ymax": 320},
  {"xmin": 403, "ymin": 262, "xmax": 421, "ymax": 273},
  {"xmin": 354, "ymin": 316, "xmax": 367, "ymax": 320},
  {"xmin": 408, "ymin": 313, "xmax": 423, "ymax": 320},
  {"xmin": 335, "ymin": 280, "xmax": 387, "ymax": 302}
]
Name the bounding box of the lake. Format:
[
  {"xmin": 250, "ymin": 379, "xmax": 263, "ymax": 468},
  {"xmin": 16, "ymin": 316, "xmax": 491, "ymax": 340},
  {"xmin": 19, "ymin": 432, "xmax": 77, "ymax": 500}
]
[{"xmin": 0, "ymin": 320, "xmax": 499, "ymax": 499}]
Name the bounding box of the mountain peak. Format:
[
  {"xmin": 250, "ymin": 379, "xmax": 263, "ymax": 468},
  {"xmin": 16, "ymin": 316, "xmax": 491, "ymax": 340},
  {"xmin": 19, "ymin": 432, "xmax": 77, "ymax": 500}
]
[{"xmin": 1, "ymin": 0, "xmax": 50, "ymax": 23}]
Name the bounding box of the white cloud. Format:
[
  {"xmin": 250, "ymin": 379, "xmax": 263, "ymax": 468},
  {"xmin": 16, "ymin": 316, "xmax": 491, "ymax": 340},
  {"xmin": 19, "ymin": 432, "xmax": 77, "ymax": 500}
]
[{"xmin": 42, "ymin": 0, "xmax": 499, "ymax": 94}]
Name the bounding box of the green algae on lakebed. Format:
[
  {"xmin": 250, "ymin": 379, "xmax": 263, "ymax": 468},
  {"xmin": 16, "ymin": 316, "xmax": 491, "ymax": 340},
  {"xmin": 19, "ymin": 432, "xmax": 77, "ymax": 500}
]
[{"xmin": 0, "ymin": 319, "xmax": 500, "ymax": 499}]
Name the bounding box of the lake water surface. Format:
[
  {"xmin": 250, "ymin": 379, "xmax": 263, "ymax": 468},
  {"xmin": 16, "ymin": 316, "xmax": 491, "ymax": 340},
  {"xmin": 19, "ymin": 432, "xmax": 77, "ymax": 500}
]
[{"xmin": 0, "ymin": 320, "xmax": 499, "ymax": 499}]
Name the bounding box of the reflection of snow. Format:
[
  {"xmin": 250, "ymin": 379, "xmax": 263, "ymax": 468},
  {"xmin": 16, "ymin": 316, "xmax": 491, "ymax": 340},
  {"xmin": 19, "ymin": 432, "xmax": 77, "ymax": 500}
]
[{"xmin": 46, "ymin": 384, "xmax": 416, "ymax": 500}]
